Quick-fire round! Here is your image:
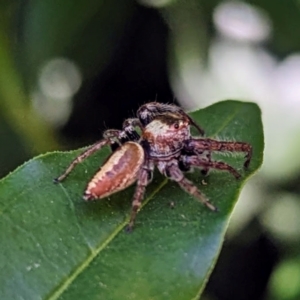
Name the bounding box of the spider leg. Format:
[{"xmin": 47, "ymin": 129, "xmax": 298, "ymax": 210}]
[
  {"xmin": 200, "ymin": 152, "xmax": 212, "ymax": 176},
  {"xmin": 54, "ymin": 129, "xmax": 124, "ymax": 183},
  {"xmin": 126, "ymin": 161, "xmax": 154, "ymax": 232},
  {"xmin": 137, "ymin": 102, "xmax": 205, "ymax": 135},
  {"xmin": 180, "ymin": 149, "xmax": 212, "ymax": 176},
  {"xmin": 108, "ymin": 118, "xmax": 142, "ymax": 152},
  {"xmin": 105, "ymin": 128, "xmax": 129, "ymax": 151},
  {"xmin": 180, "ymin": 155, "xmax": 241, "ymax": 179},
  {"xmin": 109, "ymin": 118, "xmax": 143, "ymax": 152},
  {"xmin": 184, "ymin": 138, "xmax": 252, "ymax": 168},
  {"xmin": 122, "ymin": 118, "xmax": 142, "ymax": 141},
  {"xmin": 103, "ymin": 129, "xmax": 127, "ymax": 142},
  {"xmin": 158, "ymin": 161, "xmax": 217, "ymax": 212}
]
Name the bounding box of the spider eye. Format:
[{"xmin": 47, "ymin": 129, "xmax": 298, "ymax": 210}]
[{"xmin": 174, "ymin": 122, "xmax": 179, "ymax": 129}]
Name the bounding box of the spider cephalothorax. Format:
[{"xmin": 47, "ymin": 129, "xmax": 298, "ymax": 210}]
[{"xmin": 54, "ymin": 102, "xmax": 252, "ymax": 231}]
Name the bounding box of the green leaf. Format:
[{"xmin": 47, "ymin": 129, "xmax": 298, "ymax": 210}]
[{"xmin": 0, "ymin": 100, "xmax": 264, "ymax": 300}]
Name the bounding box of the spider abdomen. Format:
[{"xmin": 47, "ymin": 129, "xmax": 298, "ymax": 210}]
[{"xmin": 83, "ymin": 142, "xmax": 144, "ymax": 200}]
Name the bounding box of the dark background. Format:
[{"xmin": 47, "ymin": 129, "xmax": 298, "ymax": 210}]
[{"xmin": 1, "ymin": 1, "xmax": 300, "ymax": 299}]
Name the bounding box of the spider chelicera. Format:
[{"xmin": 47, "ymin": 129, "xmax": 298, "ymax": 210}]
[{"xmin": 54, "ymin": 102, "xmax": 252, "ymax": 231}]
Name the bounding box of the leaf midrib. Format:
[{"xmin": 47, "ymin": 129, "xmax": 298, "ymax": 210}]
[{"xmin": 47, "ymin": 179, "xmax": 168, "ymax": 300}]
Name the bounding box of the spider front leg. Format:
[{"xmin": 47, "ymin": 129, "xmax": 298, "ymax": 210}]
[
  {"xmin": 180, "ymin": 155, "xmax": 241, "ymax": 179},
  {"xmin": 122, "ymin": 118, "xmax": 142, "ymax": 141},
  {"xmin": 54, "ymin": 129, "xmax": 124, "ymax": 183},
  {"xmin": 126, "ymin": 161, "xmax": 154, "ymax": 232},
  {"xmin": 184, "ymin": 138, "xmax": 252, "ymax": 168},
  {"xmin": 158, "ymin": 161, "xmax": 217, "ymax": 212},
  {"xmin": 108, "ymin": 119, "xmax": 142, "ymax": 152}
]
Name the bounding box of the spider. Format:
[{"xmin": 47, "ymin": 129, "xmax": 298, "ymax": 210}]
[{"xmin": 54, "ymin": 102, "xmax": 252, "ymax": 231}]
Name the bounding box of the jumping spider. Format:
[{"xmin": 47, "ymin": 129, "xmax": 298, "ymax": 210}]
[{"xmin": 54, "ymin": 102, "xmax": 252, "ymax": 231}]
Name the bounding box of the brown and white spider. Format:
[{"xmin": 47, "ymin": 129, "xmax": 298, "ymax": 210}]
[{"xmin": 54, "ymin": 102, "xmax": 252, "ymax": 231}]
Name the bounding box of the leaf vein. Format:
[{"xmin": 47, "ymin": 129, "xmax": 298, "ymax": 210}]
[
  {"xmin": 47, "ymin": 179, "xmax": 168, "ymax": 300},
  {"xmin": 2, "ymin": 214, "xmax": 60, "ymax": 270},
  {"xmin": 210, "ymin": 105, "xmax": 241, "ymax": 137},
  {"xmin": 58, "ymin": 184, "xmax": 95, "ymax": 254}
]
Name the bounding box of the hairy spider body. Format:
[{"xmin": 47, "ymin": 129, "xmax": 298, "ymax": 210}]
[
  {"xmin": 141, "ymin": 113, "xmax": 190, "ymax": 158},
  {"xmin": 54, "ymin": 102, "xmax": 252, "ymax": 231}
]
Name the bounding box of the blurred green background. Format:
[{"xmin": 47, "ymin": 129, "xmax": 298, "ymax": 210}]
[{"xmin": 1, "ymin": 0, "xmax": 300, "ymax": 299}]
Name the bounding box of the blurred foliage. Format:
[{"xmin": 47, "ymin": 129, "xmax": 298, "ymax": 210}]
[{"xmin": 0, "ymin": 0, "xmax": 300, "ymax": 299}]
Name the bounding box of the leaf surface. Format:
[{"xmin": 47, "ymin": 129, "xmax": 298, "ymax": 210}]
[{"xmin": 0, "ymin": 100, "xmax": 264, "ymax": 300}]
